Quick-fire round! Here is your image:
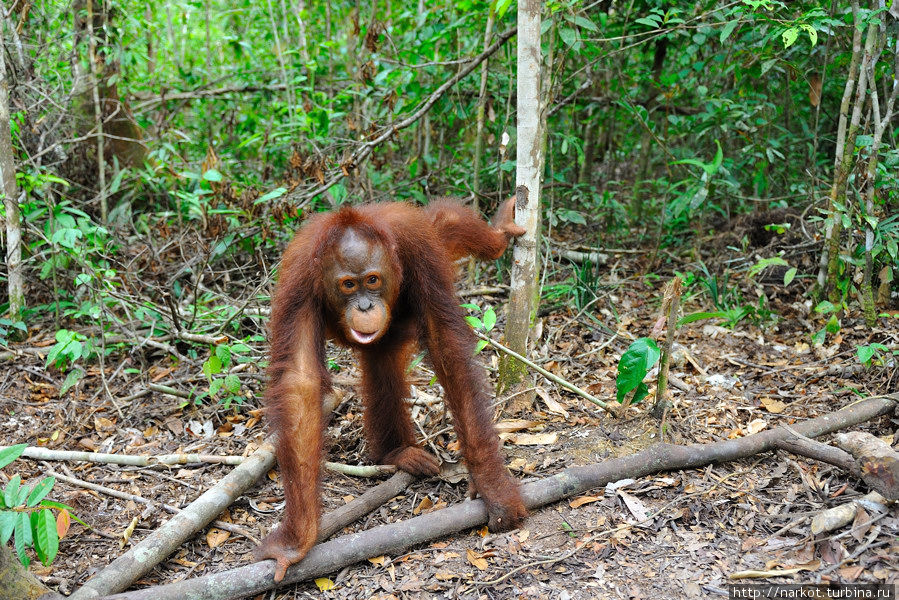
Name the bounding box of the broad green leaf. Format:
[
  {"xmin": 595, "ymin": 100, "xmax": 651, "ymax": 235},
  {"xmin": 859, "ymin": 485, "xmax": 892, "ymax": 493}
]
[
  {"xmin": 825, "ymin": 315, "xmax": 840, "ymax": 334},
  {"xmin": 224, "ymin": 374, "xmax": 241, "ymax": 395},
  {"xmin": 34, "ymin": 509, "xmax": 59, "ymax": 565},
  {"xmin": 811, "ymin": 328, "xmax": 827, "ymax": 346},
  {"xmin": 27, "ymin": 476, "xmax": 55, "ymax": 507},
  {"xmin": 783, "ymin": 267, "xmax": 797, "ymax": 286},
  {"xmin": 483, "ymin": 308, "xmax": 496, "ymax": 331},
  {"xmin": 464, "ymin": 316, "xmax": 483, "ymax": 329},
  {"xmin": 616, "ymin": 338, "xmax": 661, "ymax": 404},
  {"xmin": 0, "ymin": 444, "xmax": 27, "ymax": 470},
  {"xmin": 720, "ymin": 20, "xmax": 739, "ymax": 42},
  {"xmin": 14, "ymin": 513, "xmax": 30, "ymax": 567},
  {"xmin": 216, "ymin": 344, "xmax": 232, "ymax": 368},
  {"xmin": 0, "ymin": 511, "xmax": 15, "ymax": 544},
  {"xmin": 202, "ymin": 169, "xmax": 223, "ymax": 182},
  {"xmin": 60, "ymin": 368, "xmax": 84, "ymax": 396},
  {"xmin": 209, "ymin": 378, "xmax": 224, "ymax": 397},
  {"xmin": 635, "ymin": 16, "xmax": 659, "ymax": 28},
  {"xmin": 4, "ymin": 475, "xmax": 21, "ymax": 507},
  {"xmin": 559, "ymin": 27, "xmax": 577, "ymax": 47},
  {"xmin": 782, "ymin": 27, "xmax": 799, "ymax": 48},
  {"xmin": 815, "ymin": 301, "xmax": 836, "ymax": 314},
  {"xmin": 475, "ymin": 340, "xmax": 489, "ymax": 353},
  {"xmin": 255, "ymin": 187, "xmax": 287, "ymax": 204},
  {"xmin": 573, "ymin": 16, "xmax": 598, "ymax": 32},
  {"xmin": 800, "ymin": 24, "xmax": 817, "ymax": 46},
  {"xmin": 857, "ymin": 345, "xmax": 875, "ymax": 364}
]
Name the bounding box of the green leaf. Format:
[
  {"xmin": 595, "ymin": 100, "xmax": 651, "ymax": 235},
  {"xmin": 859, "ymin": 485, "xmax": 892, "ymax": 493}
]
[
  {"xmin": 255, "ymin": 187, "xmax": 287, "ymax": 204},
  {"xmin": 857, "ymin": 345, "xmax": 875, "ymax": 364},
  {"xmin": 34, "ymin": 509, "xmax": 59, "ymax": 565},
  {"xmin": 0, "ymin": 511, "xmax": 15, "ymax": 544},
  {"xmin": 572, "ymin": 15, "xmax": 598, "ymax": 32},
  {"xmin": 559, "ymin": 27, "xmax": 577, "ymax": 47},
  {"xmin": 635, "ymin": 16, "xmax": 659, "ymax": 28},
  {"xmin": 483, "ymin": 308, "xmax": 496, "ymax": 331},
  {"xmin": 783, "ymin": 267, "xmax": 797, "ymax": 286},
  {"xmin": 0, "ymin": 444, "xmax": 27, "ymax": 470},
  {"xmin": 800, "ymin": 24, "xmax": 817, "ymax": 46},
  {"xmin": 215, "ymin": 344, "xmax": 232, "ymax": 368},
  {"xmin": 678, "ymin": 311, "xmax": 728, "ymax": 326},
  {"xmin": 224, "ymin": 374, "xmax": 241, "ymax": 395},
  {"xmin": 460, "ymin": 303, "xmax": 480, "ymax": 311},
  {"xmin": 475, "ymin": 339, "xmax": 489, "ymax": 353},
  {"xmin": 720, "ymin": 20, "xmax": 739, "ymax": 43},
  {"xmin": 14, "ymin": 513, "xmax": 30, "ymax": 567},
  {"xmin": 782, "ymin": 27, "xmax": 799, "ymax": 48},
  {"xmin": 27, "ymin": 477, "xmax": 55, "ymax": 507},
  {"xmin": 60, "ymin": 368, "xmax": 84, "ymax": 396},
  {"xmin": 616, "ymin": 338, "xmax": 661, "ymax": 404},
  {"xmin": 493, "ymin": 0, "xmax": 513, "ymax": 19},
  {"xmin": 202, "ymin": 169, "xmax": 223, "ymax": 182},
  {"xmin": 815, "ymin": 301, "xmax": 836, "ymax": 315},
  {"xmin": 825, "ymin": 315, "xmax": 840, "ymax": 334},
  {"xmin": 209, "ymin": 378, "xmax": 224, "ymax": 397},
  {"xmin": 4, "ymin": 475, "xmax": 21, "ymax": 507},
  {"xmin": 811, "ymin": 328, "xmax": 827, "ymax": 346},
  {"xmin": 464, "ymin": 316, "xmax": 483, "ymax": 329}
]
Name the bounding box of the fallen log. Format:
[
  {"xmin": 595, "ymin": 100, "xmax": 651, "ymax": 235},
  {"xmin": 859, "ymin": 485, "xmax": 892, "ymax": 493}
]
[{"xmin": 98, "ymin": 394, "xmax": 897, "ymax": 600}]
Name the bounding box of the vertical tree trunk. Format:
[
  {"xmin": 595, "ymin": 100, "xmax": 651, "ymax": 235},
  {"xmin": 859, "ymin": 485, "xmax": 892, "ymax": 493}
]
[
  {"xmin": 86, "ymin": 0, "xmax": 108, "ymax": 222},
  {"xmin": 472, "ymin": 7, "xmax": 495, "ymax": 206},
  {"xmin": 860, "ymin": 27, "xmax": 898, "ymax": 325},
  {"xmin": 498, "ymin": 0, "xmax": 543, "ymax": 394},
  {"xmin": 816, "ymin": 1, "xmax": 861, "ymax": 299},
  {"xmin": 0, "ymin": 27, "xmax": 24, "ymax": 323}
]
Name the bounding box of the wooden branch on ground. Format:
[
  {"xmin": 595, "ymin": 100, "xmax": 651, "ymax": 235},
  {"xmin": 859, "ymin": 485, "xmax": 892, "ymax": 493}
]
[
  {"xmin": 99, "ymin": 395, "xmax": 897, "ymax": 600},
  {"xmin": 46, "ymin": 469, "xmax": 258, "ymax": 543},
  {"xmin": 67, "ymin": 442, "xmax": 276, "ymax": 600},
  {"xmin": 10, "ymin": 445, "xmax": 394, "ymax": 478},
  {"xmin": 472, "ymin": 330, "xmax": 615, "ymax": 414}
]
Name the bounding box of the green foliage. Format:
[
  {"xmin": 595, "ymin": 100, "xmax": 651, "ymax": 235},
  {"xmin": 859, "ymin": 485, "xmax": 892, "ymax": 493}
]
[
  {"xmin": 462, "ymin": 303, "xmax": 497, "ymax": 353},
  {"xmin": 0, "ymin": 445, "xmax": 77, "ymax": 567},
  {"xmin": 616, "ymin": 337, "xmax": 661, "ymax": 405},
  {"xmin": 199, "ymin": 343, "xmax": 252, "ymax": 409},
  {"xmin": 856, "ymin": 343, "xmax": 894, "ymax": 367}
]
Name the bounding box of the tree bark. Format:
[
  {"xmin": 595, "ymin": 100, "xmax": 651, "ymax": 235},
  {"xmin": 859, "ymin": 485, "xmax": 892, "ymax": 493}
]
[
  {"xmin": 0, "ymin": 26, "xmax": 24, "ymax": 323},
  {"xmin": 0, "ymin": 543, "xmax": 62, "ymax": 600},
  {"xmin": 499, "ymin": 0, "xmax": 543, "ymax": 393}
]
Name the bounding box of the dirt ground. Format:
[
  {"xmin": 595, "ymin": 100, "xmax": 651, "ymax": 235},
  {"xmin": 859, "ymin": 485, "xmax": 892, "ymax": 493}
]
[{"xmin": 1, "ymin": 216, "xmax": 897, "ymax": 599}]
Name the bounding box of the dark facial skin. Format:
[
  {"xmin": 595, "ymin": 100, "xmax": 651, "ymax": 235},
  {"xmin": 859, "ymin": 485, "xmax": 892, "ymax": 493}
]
[{"xmin": 323, "ymin": 229, "xmax": 396, "ymax": 345}]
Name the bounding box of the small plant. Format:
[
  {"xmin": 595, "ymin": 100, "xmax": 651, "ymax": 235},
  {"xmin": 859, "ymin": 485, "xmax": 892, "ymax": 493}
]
[
  {"xmin": 615, "ymin": 337, "xmax": 660, "ymax": 406},
  {"xmin": 199, "ymin": 342, "xmax": 252, "ymax": 409},
  {"xmin": 856, "ymin": 343, "xmax": 895, "ymax": 367},
  {"xmin": 462, "ymin": 303, "xmax": 497, "ymax": 353},
  {"xmin": 46, "ymin": 329, "xmax": 96, "ymax": 396},
  {"xmin": 811, "ymin": 300, "xmax": 842, "ymax": 346},
  {"xmin": 0, "ymin": 444, "xmax": 78, "ymax": 567},
  {"xmin": 0, "ymin": 318, "xmax": 27, "ymax": 347}
]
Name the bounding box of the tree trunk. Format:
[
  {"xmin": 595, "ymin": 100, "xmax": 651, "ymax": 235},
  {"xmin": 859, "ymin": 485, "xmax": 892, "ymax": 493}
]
[
  {"xmin": 0, "ymin": 543, "xmax": 61, "ymax": 600},
  {"xmin": 0, "ymin": 27, "xmax": 24, "ymax": 324},
  {"xmin": 860, "ymin": 22, "xmax": 898, "ymax": 325},
  {"xmin": 498, "ymin": 0, "xmax": 542, "ymax": 394}
]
